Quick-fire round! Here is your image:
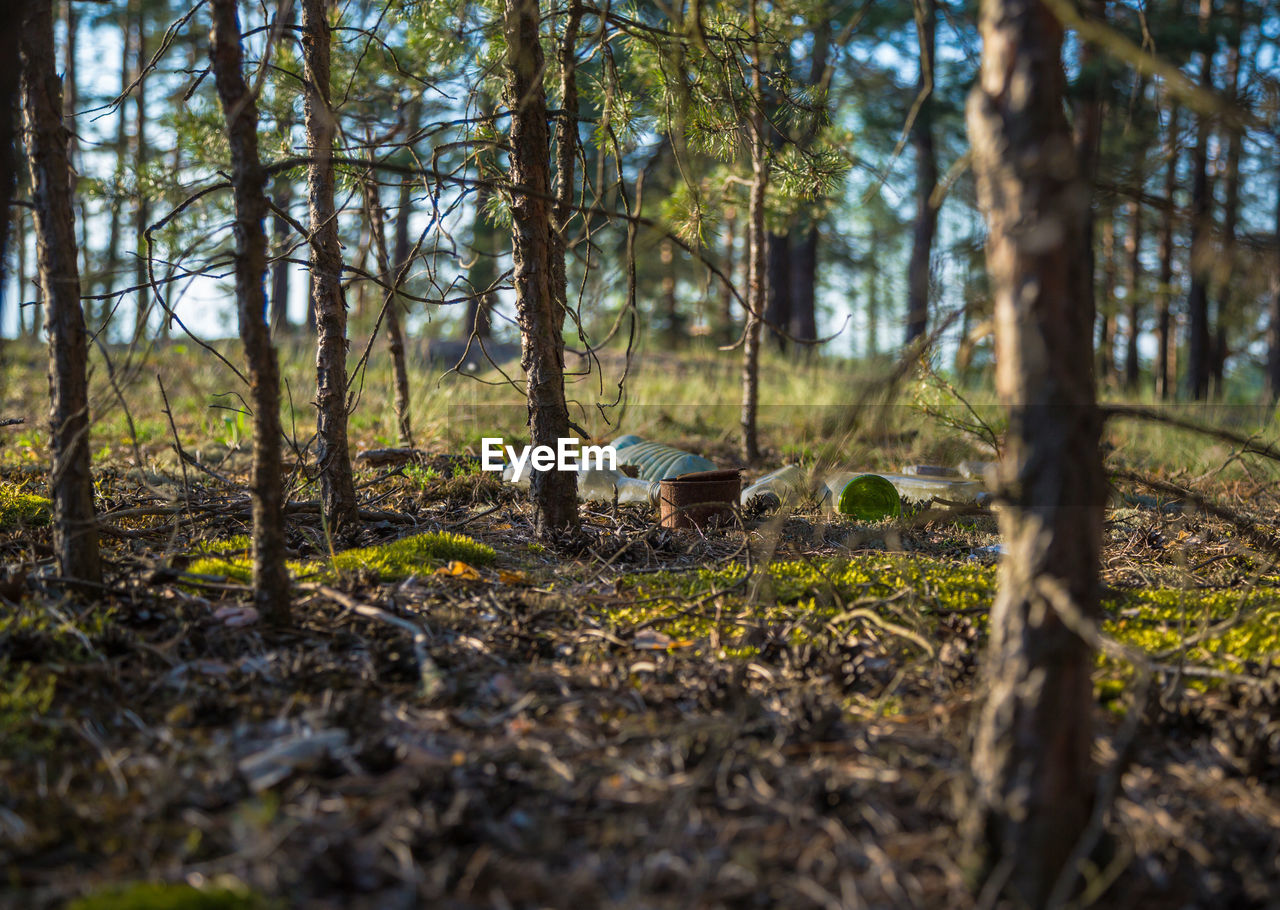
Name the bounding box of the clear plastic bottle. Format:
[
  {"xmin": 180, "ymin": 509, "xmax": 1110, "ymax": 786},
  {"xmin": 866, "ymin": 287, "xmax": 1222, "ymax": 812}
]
[
  {"xmin": 739, "ymin": 464, "xmax": 807, "ymax": 509},
  {"xmin": 502, "ymin": 462, "xmax": 660, "ymax": 505}
]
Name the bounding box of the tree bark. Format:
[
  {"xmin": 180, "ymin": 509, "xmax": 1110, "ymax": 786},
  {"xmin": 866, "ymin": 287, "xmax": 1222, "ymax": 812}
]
[
  {"xmin": 1155, "ymin": 99, "xmax": 1179, "ymax": 400},
  {"xmin": 964, "ymin": 1, "xmax": 1104, "ymax": 905},
  {"xmin": 209, "ymin": 0, "xmax": 290, "ymax": 622},
  {"xmin": 1270, "ymin": 153, "xmax": 1280, "ymax": 401},
  {"xmin": 505, "ymin": 0, "xmax": 579, "ymax": 539},
  {"xmin": 1210, "ymin": 0, "xmax": 1242, "ymax": 397},
  {"xmin": 1124, "ymin": 197, "xmax": 1142, "ymax": 390},
  {"xmin": 131, "ymin": 0, "xmax": 150, "ymax": 343},
  {"xmin": 1098, "ymin": 214, "xmax": 1118, "ymax": 387},
  {"xmin": 0, "ymin": 0, "xmax": 26, "ymax": 287},
  {"xmin": 1185, "ymin": 0, "xmax": 1214, "ymax": 401},
  {"xmin": 660, "ymin": 238, "xmax": 684, "ymax": 345},
  {"xmin": 787, "ymin": 19, "xmax": 828, "ymax": 351},
  {"xmin": 720, "ymin": 205, "xmax": 737, "ymax": 345},
  {"xmin": 364, "ymin": 181, "xmax": 413, "ymax": 448},
  {"xmin": 99, "ymin": 12, "xmax": 132, "ymax": 330},
  {"xmin": 301, "ymin": 0, "xmax": 359, "ymax": 537},
  {"xmin": 464, "ymin": 95, "xmax": 495, "ymax": 342},
  {"xmin": 270, "ymin": 178, "xmax": 292, "ymax": 334},
  {"xmin": 905, "ymin": 0, "xmax": 937, "ymax": 346},
  {"xmin": 764, "ymin": 229, "xmax": 789, "ymax": 352},
  {"xmin": 740, "ymin": 0, "xmax": 766, "ymax": 463},
  {"xmin": 21, "ymin": 0, "xmax": 101, "ymax": 585}
]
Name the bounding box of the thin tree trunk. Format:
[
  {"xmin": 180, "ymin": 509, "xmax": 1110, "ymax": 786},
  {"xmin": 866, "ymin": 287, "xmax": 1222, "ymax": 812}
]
[
  {"xmin": 764, "ymin": 229, "xmax": 789, "ymax": 352},
  {"xmin": 63, "ymin": 0, "xmax": 90, "ymax": 285},
  {"xmin": 964, "ymin": 1, "xmax": 1104, "ymax": 905},
  {"xmin": 740, "ymin": 0, "xmax": 766, "ymax": 463},
  {"xmin": 720, "ymin": 205, "xmax": 736, "ymax": 344},
  {"xmin": 1269, "ymin": 151, "xmax": 1280, "ymax": 401},
  {"xmin": 301, "ymin": 0, "xmax": 359, "ymax": 536},
  {"xmin": 131, "ymin": 0, "xmax": 149, "ymax": 343},
  {"xmin": 866, "ymin": 231, "xmax": 879, "ymax": 357},
  {"xmin": 0, "ymin": 0, "xmax": 25, "ymax": 290},
  {"xmin": 788, "ymin": 20, "xmax": 828, "ymax": 350},
  {"xmin": 661, "ymin": 238, "xmax": 683, "ymax": 345},
  {"xmin": 209, "ymin": 0, "xmax": 290, "ymax": 622},
  {"xmin": 1155, "ymin": 99, "xmax": 1179, "ymax": 400},
  {"xmin": 1125, "ymin": 196, "xmax": 1142, "ymax": 390},
  {"xmin": 505, "ymin": 0, "xmax": 579, "ymax": 539},
  {"xmin": 1210, "ymin": 0, "xmax": 1242, "ymax": 398},
  {"xmin": 551, "ymin": 0, "xmax": 582, "ymax": 348},
  {"xmin": 20, "ymin": 0, "xmax": 101, "ymax": 585},
  {"xmin": 13, "ymin": 209, "xmax": 27, "ymax": 336},
  {"xmin": 364, "ymin": 181, "xmax": 413, "ymax": 447},
  {"xmin": 270, "ymin": 178, "xmax": 291, "ymax": 334},
  {"xmin": 1185, "ymin": 0, "xmax": 1214, "ymax": 401},
  {"xmin": 905, "ymin": 0, "xmax": 937, "ymax": 346},
  {"xmin": 99, "ymin": 13, "xmax": 131, "ymax": 331},
  {"xmin": 464, "ymin": 95, "xmax": 494, "ymax": 342},
  {"xmin": 1098, "ymin": 214, "xmax": 1118, "ymax": 388}
]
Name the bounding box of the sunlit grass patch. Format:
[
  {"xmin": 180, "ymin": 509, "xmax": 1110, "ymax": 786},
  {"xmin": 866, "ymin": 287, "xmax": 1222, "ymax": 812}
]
[{"xmin": 0, "ymin": 481, "xmax": 51, "ymax": 529}]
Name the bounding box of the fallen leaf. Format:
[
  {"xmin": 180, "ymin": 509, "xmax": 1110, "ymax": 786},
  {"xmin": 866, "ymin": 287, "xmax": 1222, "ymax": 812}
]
[
  {"xmin": 436, "ymin": 560, "xmax": 482, "ymax": 580},
  {"xmin": 498, "ymin": 569, "xmax": 530, "ymax": 585}
]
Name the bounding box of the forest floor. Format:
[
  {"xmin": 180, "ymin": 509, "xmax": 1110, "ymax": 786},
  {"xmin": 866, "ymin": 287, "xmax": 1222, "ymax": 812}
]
[{"xmin": 0, "ymin": 341, "xmax": 1278, "ymax": 909}]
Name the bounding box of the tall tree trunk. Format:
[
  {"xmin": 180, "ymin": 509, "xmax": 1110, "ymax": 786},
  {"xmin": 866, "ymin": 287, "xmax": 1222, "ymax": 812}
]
[
  {"xmin": 964, "ymin": 1, "xmax": 1104, "ymax": 905},
  {"xmin": 1098, "ymin": 214, "xmax": 1118, "ymax": 388},
  {"xmin": 209, "ymin": 0, "xmax": 290, "ymax": 622},
  {"xmin": 740, "ymin": 0, "xmax": 766, "ymax": 463},
  {"xmin": 364, "ymin": 181, "xmax": 413, "ymax": 447},
  {"xmin": 1269, "ymin": 153, "xmax": 1280, "ymax": 402},
  {"xmin": 551, "ymin": 0, "xmax": 582, "ymax": 343},
  {"xmin": 1155, "ymin": 99, "xmax": 1179, "ymax": 400},
  {"xmin": 1185, "ymin": 0, "xmax": 1214, "ymax": 401},
  {"xmin": 464, "ymin": 95, "xmax": 494, "ymax": 342},
  {"xmin": 63, "ymin": 0, "xmax": 90, "ymax": 285},
  {"xmin": 99, "ymin": 13, "xmax": 131, "ymax": 331},
  {"xmin": 660, "ymin": 238, "xmax": 683, "ymax": 345},
  {"xmin": 505, "ymin": 0, "xmax": 579, "ymax": 539},
  {"xmin": 270, "ymin": 178, "xmax": 291, "ymax": 334},
  {"xmin": 905, "ymin": 0, "xmax": 937, "ymax": 346},
  {"xmin": 301, "ymin": 0, "xmax": 359, "ymax": 536},
  {"xmin": 1125, "ymin": 197, "xmax": 1142, "ymax": 390},
  {"xmin": 13, "ymin": 208, "xmax": 27, "ymax": 336},
  {"xmin": 790, "ymin": 223, "xmax": 818, "ymax": 348},
  {"xmin": 21, "ymin": 0, "xmax": 101, "ymax": 585},
  {"xmin": 0, "ymin": 0, "xmax": 26, "ymax": 289},
  {"xmin": 720, "ymin": 205, "xmax": 737, "ymax": 344},
  {"xmin": 1210, "ymin": 0, "xmax": 1242, "ymax": 398},
  {"xmin": 866, "ymin": 231, "xmax": 879, "ymax": 357},
  {"xmin": 764, "ymin": 229, "xmax": 790, "ymax": 352},
  {"xmin": 788, "ymin": 19, "xmax": 828, "ymax": 350},
  {"xmin": 131, "ymin": 0, "xmax": 149, "ymax": 343}
]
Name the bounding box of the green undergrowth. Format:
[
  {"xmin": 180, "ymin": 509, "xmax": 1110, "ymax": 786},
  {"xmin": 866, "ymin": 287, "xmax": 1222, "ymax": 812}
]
[
  {"xmin": 614, "ymin": 555, "xmax": 1280, "ymax": 688},
  {"xmin": 185, "ymin": 531, "xmax": 496, "ymax": 586},
  {"xmin": 0, "ymin": 481, "xmax": 51, "ymax": 529},
  {"xmin": 67, "ymin": 882, "xmax": 277, "ymax": 910}
]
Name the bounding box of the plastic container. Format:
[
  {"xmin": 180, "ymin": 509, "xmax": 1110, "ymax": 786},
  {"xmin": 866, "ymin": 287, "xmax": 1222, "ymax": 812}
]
[
  {"xmin": 612, "ymin": 436, "xmax": 716, "ymax": 481},
  {"xmin": 820, "ymin": 472, "xmax": 902, "ymax": 520},
  {"xmin": 502, "ymin": 462, "xmax": 661, "ymax": 505},
  {"xmin": 739, "ymin": 464, "xmax": 807, "ymax": 509}
]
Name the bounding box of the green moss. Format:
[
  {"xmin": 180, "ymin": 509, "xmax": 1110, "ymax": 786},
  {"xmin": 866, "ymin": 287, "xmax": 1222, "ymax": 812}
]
[
  {"xmin": 0, "ymin": 663, "xmax": 56, "ymax": 755},
  {"xmin": 185, "ymin": 532, "xmax": 495, "ymax": 586},
  {"xmin": 325, "ymin": 531, "xmax": 495, "ymax": 580},
  {"xmin": 67, "ymin": 882, "xmax": 276, "ymax": 910},
  {"xmin": 0, "ymin": 481, "xmax": 51, "ymax": 530}
]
